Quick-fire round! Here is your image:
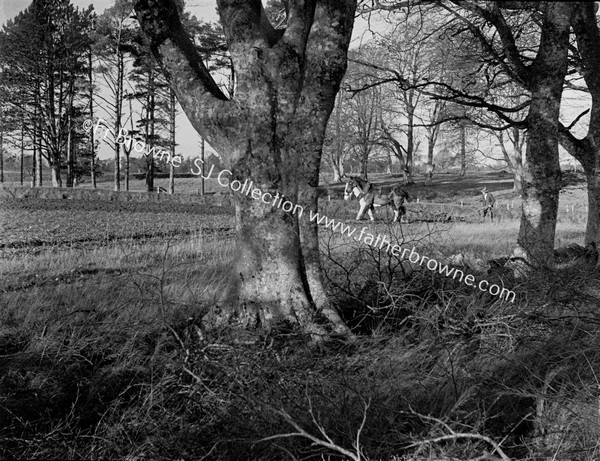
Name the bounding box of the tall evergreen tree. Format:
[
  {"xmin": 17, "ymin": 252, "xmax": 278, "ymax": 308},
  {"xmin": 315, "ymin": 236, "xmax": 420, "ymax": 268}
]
[
  {"xmin": 94, "ymin": 0, "xmax": 138, "ymax": 191},
  {"xmin": 0, "ymin": 0, "xmax": 94, "ymax": 188}
]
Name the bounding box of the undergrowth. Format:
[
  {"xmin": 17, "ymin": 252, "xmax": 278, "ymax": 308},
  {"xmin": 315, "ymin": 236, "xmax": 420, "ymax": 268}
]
[{"xmin": 1, "ymin": 220, "xmax": 599, "ymax": 460}]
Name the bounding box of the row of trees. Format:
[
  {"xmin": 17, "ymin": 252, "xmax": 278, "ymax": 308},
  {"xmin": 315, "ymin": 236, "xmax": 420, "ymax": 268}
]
[
  {"xmin": 322, "ymin": 6, "xmax": 528, "ymax": 187},
  {"xmin": 132, "ymin": 0, "xmax": 600, "ymax": 338},
  {"xmin": 0, "ymin": 0, "xmax": 227, "ymax": 193},
  {"xmin": 1, "ymin": 1, "xmax": 595, "ymax": 338},
  {"xmin": 0, "ymin": 0, "xmax": 524, "ymax": 193},
  {"xmin": 326, "ymin": 1, "xmax": 596, "ymax": 272}
]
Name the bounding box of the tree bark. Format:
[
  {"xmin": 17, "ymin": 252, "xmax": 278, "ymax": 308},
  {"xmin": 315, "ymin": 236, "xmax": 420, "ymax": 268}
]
[
  {"xmin": 565, "ymin": 3, "xmax": 600, "ymax": 254},
  {"xmin": 516, "ymin": 2, "xmax": 572, "ymax": 267},
  {"xmin": 135, "ymin": 0, "xmax": 356, "ymax": 339}
]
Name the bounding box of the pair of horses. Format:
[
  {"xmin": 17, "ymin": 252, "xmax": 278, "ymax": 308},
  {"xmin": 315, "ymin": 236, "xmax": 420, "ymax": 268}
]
[{"xmin": 344, "ymin": 176, "xmax": 411, "ymax": 222}]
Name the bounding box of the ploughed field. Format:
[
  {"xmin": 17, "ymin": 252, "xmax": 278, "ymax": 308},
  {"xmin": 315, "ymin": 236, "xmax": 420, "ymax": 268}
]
[{"xmin": 0, "ymin": 197, "xmax": 235, "ymax": 258}]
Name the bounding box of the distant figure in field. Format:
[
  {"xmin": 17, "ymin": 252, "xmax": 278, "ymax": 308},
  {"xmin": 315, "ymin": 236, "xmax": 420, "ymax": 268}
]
[{"xmin": 481, "ymin": 187, "xmax": 496, "ymax": 222}]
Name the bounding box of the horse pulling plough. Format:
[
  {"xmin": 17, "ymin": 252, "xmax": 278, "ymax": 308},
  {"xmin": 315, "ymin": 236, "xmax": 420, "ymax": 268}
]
[
  {"xmin": 344, "ymin": 176, "xmax": 411, "ymax": 222},
  {"xmin": 342, "ymin": 177, "xmax": 497, "ymax": 224}
]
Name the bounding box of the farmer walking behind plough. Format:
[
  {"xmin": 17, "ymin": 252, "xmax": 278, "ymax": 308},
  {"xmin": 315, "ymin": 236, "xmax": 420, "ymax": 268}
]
[{"xmin": 481, "ymin": 187, "xmax": 496, "ymax": 222}]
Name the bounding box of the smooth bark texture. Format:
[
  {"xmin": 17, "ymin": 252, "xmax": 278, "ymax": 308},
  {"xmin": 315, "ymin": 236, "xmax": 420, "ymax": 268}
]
[{"xmin": 135, "ymin": 0, "xmax": 356, "ymax": 339}]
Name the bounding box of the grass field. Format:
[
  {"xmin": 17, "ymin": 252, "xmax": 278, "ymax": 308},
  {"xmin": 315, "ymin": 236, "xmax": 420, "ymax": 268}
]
[{"xmin": 1, "ymin": 172, "xmax": 599, "ymax": 460}]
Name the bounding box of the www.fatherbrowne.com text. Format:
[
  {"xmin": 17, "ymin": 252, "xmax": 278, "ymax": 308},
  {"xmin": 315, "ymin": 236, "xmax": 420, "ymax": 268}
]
[
  {"xmin": 193, "ymin": 160, "xmax": 516, "ymax": 303},
  {"xmin": 83, "ymin": 117, "xmax": 515, "ymax": 303}
]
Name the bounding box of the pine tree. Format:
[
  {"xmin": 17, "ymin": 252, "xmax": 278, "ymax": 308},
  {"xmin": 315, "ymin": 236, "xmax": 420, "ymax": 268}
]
[{"xmin": 0, "ymin": 0, "xmax": 94, "ymax": 188}]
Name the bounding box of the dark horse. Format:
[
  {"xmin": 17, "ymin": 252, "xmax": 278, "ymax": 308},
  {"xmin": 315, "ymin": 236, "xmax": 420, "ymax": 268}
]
[{"xmin": 344, "ymin": 176, "xmax": 411, "ymax": 222}]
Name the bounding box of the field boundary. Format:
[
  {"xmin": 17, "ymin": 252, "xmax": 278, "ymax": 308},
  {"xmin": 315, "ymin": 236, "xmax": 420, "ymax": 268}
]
[{"xmin": 0, "ymin": 185, "xmax": 232, "ymax": 205}]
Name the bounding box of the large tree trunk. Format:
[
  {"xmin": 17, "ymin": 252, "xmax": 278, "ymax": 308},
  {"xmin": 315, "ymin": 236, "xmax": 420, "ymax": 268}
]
[
  {"xmin": 135, "ymin": 0, "xmax": 356, "ymax": 340},
  {"xmin": 567, "ymin": 3, "xmax": 600, "ymax": 260},
  {"xmin": 209, "ymin": 191, "xmax": 317, "ymax": 331},
  {"xmin": 202, "ymin": 121, "xmax": 346, "ymax": 338},
  {"xmin": 515, "ymin": 2, "xmax": 571, "ymax": 267}
]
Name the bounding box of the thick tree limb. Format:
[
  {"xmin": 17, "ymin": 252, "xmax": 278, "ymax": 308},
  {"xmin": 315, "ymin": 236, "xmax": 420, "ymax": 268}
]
[
  {"xmin": 134, "ymin": 0, "xmax": 234, "ymax": 152},
  {"xmin": 571, "ymin": 3, "xmax": 600, "ymax": 96},
  {"xmin": 259, "ymin": 2, "xmax": 285, "ymax": 46},
  {"xmin": 279, "ymin": 0, "xmax": 316, "ymax": 54},
  {"xmin": 135, "ymin": 0, "xmax": 227, "ymax": 102}
]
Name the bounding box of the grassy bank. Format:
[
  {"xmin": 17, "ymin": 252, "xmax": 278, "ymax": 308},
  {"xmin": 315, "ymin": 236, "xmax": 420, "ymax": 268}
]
[{"xmin": 1, "ymin": 179, "xmax": 599, "ymax": 459}]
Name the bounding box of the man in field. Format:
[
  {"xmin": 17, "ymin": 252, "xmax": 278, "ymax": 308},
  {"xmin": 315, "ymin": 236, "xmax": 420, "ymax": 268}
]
[{"xmin": 481, "ymin": 187, "xmax": 496, "ymax": 222}]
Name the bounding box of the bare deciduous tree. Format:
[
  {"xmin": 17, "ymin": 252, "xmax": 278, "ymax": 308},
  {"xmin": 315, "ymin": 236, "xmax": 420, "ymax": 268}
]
[
  {"xmin": 560, "ymin": 2, "xmax": 600, "ymax": 256},
  {"xmin": 134, "ymin": 0, "xmax": 356, "ymax": 339}
]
